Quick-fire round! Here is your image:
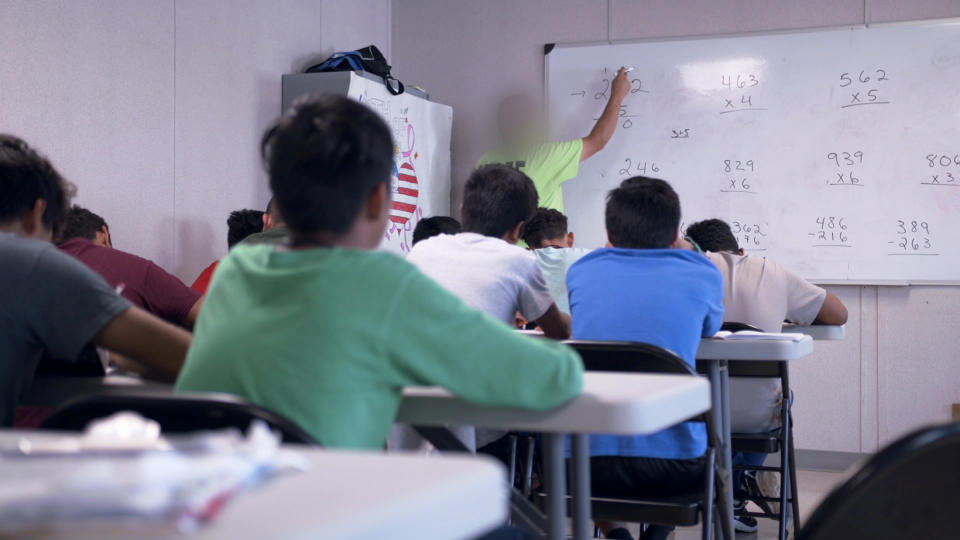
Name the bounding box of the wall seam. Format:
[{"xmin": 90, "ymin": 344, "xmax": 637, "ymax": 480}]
[
  {"xmin": 858, "ymin": 287, "xmax": 863, "ymax": 451},
  {"xmin": 874, "ymin": 286, "xmax": 880, "ymax": 448}
]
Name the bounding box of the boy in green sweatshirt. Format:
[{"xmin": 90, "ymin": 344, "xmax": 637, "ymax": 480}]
[{"xmin": 174, "ymin": 95, "xmax": 584, "ymax": 449}]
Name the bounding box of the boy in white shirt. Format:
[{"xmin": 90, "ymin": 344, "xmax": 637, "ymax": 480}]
[
  {"xmin": 405, "ymin": 164, "xmax": 570, "ymax": 455},
  {"xmin": 407, "ymin": 164, "xmax": 570, "ymax": 339},
  {"xmin": 520, "ymin": 208, "xmax": 591, "ymax": 315}
]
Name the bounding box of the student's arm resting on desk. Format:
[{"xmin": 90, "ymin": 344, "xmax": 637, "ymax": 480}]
[
  {"xmin": 813, "ymin": 292, "xmax": 848, "ymax": 326},
  {"xmin": 520, "ymin": 263, "xmax": 570, "ymax": 339},
  {"xmin": 533, "ymin": 303, "xmax": 572, "ymax": 340},
  {"xmin": 780, "ymin": 264, "xmax": 848, "ymax": 326},
  {"xmin": 386, "ymin": 270, "xmax": 583, "ymax": 410},
  {"xmin": 94, "ymin": 306, "xmax": 192, "ymax": 381},
  {"xmin": 581, "ymin": 67, "xmax": 630, "ymax": 161}
]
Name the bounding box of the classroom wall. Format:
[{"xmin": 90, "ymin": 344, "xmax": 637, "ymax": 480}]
[
  {"xmin": 391, "ymin": 0, "xmax": 960, "ymax": 453},
  {"xmin": 0, "ymin": 0, "xmax": 391, "ymax": 282}
]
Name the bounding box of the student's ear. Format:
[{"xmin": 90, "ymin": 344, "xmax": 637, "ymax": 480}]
[
  {"xmin": 94, "ymin": 226, "xmax": 111, "ymax": 248},
  {"xmin": 738, "ymin": 248, "xmax": 745, "ymax": 256},
  {"xmin": 503, "ymin": 221, "xmax": 524, "ymax": 245},
  {"xmin": 262, "ymin": 212, "xmax": 273, "ymax": 231},
  {"xmin": 566, "ymin": 232, "xmax": 575, "ymax": 248},
  {"xmin": 21, "ymin": 198, "xmax": 48, "ymax": 239}
]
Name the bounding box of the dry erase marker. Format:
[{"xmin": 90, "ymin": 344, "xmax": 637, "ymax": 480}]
[{"xmin": 624, "ymin": 67, "xmax": 634, "ymax": 73}]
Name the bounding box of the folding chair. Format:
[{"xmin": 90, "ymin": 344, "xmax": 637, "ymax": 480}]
[
  {"xmin": 40, "ymin": 391, "xmax": 319, "ymax": 445},
  {"xmin": 713, "ymin": 322, "xmax": 801, "ymax": 539},
  {"xmin": 799, "ymin": 421, "xmax": 960, "ymax": 540},
  {"xmin": 534, "ymin": 340, "xmax": 721, "ymax": 540}
]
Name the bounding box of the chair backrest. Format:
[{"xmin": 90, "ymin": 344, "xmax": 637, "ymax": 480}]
[
  {"xmin": 799, "ymin": 421, "xmax": 960, "ymax": 540},
  {"xmin": 40, "ymin": 391, "xmax": 320, "ymax": 445},
  {"xmin": 565, "ymin": 340, "xmax": 696, "ymax": 376}
]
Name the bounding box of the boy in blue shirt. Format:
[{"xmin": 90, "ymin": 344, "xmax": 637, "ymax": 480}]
[{"xmin": 567, "ymin": 176, "xmax": 724, "ymax": 540}]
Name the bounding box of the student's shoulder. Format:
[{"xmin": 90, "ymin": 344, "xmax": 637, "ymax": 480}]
[{"xmin": 13, "ymin": 237, "xmax": 113, "ymax": 289}]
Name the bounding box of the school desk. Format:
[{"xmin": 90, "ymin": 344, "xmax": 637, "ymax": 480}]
[
  {"xmin": 0, "ymin": 429, "xmax": 508, "ymax": 540},
  {"xmin": 782, "ymin": 324, "xmax": 846, "ymax": 340},
  {"xmin": 696, "ymin": 335, "xmax": 816, "ymax": 540},
  {"xmin": 397, "ymin": 371, "xmax": 712, "ymax": 540}
]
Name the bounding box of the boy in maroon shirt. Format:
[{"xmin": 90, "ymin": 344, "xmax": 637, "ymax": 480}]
[{"xmin": 58, "ymin": 206, "xmax": 202, "ymax": 328}]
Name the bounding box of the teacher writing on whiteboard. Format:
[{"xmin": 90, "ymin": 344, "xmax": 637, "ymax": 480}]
[{"xmin": 478, "ymin": 66, "xmax": 631, "ymax": 212}]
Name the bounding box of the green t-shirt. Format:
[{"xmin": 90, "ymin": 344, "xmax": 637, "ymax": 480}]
[
  {"xmin": 174, "ymin": 244, "xmax": 583, "ymax": 449},
  {"xmin": 477, "ymin": 139, "xmax": 583, "ymax": 212}
]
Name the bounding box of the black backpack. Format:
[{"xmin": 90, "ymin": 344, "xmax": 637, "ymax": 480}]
[{"xmin": 305, "ymin": 45, "xmax": 404, "ymax": 95}]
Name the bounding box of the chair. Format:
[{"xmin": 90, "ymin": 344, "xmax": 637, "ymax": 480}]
[
  {"xmin": 536, "ymin": 340, "xmax": 720, "ymax": 540},
  {"xmin": 39, "ymin": 391, "xmax": 319, "ymax": 445},
  {"xmin": 709, "ymin": 322, "xmax": 800, "ymax": 539},
  {"xmin": 798, "ymin": 421, "xmax": 960, "ymax": 540}
]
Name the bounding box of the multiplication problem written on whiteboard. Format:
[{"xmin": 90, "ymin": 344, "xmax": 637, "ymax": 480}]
[
  {"xmin": 720, "ymin": 159, "xmax": 758, "ymax": 194},
  {"xmin": 919, "ymin": 153, "xmax": 960, "ymax": 186},
  {"xmin": 719, "ymin": 72, "xmax": 766, "ymax": 115},
  {"xmin": 838, "ymin": 68, "xmax": 890, "ymax": 109},
  {"xmin": 825, "ymin": 150, "xmax": 865, "ymax": 187}
]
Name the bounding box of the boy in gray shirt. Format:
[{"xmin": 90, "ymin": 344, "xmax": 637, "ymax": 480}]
[{"xmin": 0, "ymin": 135, "xmax": 192, "ymax": 425}]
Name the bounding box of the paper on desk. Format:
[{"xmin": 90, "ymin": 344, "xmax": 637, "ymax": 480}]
[
  {"xmin": 0, "ymin": 416, "xmax": 308, "ymax": 533},
  {"xmin": 712, "ymin": 330, "xmax": 805, "ymax": 342}
]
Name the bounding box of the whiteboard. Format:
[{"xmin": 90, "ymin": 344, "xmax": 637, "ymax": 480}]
[
  {"xmin": 346, "ymin": 73, "xmax": 453, "ymax": 255},
  {"xmin": 546, "ymin": 21, "xmax": 960, "ymax": 284}
]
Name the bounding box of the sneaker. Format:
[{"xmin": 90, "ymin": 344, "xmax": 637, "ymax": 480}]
[
  {"xmin": 733, "ymin": 499, "xmax": 759, "ymax": 533},
  {"xmin": 743, "ymin": 470, "xmax": 780, "ymax": 515},
  {"xmin": 734, "ymin": 514, "xmax": 758, "ymax": 533}
]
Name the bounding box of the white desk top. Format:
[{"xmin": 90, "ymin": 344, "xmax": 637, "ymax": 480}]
[
  {"xmin": 0, "ymin": 431, "xmax": 507, "ymax": 540},
  {"xmin": 396, "ymin": 371, "xmax": 710, "ymax": 435},
  {"xmin": 696, "ymin": 334, "xmax": 815, "ymax": 361},
  {"xmin": 782, "ymin": 324, "xmax": 845, "ymax": 341}
]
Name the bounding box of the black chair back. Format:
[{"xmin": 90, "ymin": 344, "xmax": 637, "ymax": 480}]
[
  {"xmin": 565, "ymin": 340, "xmax": 695, "ymax": 376},
  {"xmin": 40, "ymin": 391, "xmax": 319, "ymax": 445},
  {"xmin": 799, "ymin": 421, "xmax": 960, "ymax": 540}
]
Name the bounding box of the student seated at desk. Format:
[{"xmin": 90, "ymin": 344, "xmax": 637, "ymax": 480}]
[
  {"xmin": 58, "ymin": 206, "xmax": 203, "ymax": 329},
  {"xmin": 685, "ymin": 218, "xmax": 848, "ymax": 524},
  {"xmin": 239, "ymin": 197, "xmax": 288, "ymax": 246},
  {"xmin": 407, "ymin": 164, "xmax": 570, "ymax": 339},
  {"xmin": 174, "ymin": 96, "xmax": 583, "ymax": 449},
  {"xmin": 0, "ymin": 135, "xmax": 191, "ymax": 426},
  {"xmin": 411, "ymin": 215, "xmax": 460, "ymax": 246},
  {"xmin": 520, "ymin": 208, "xmax": 591, "ymax": 315},
  {"xmin": 191, "ymin": 208, "xmax": 264, "ymax": 294},
  {"xmin": 567, "ymin": 177, "xmax": 723, "ymax": 540}
]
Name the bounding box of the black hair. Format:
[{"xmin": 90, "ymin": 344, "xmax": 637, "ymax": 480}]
[
  {"xmin": 462, "ymin": 164, "xmax": 538, "ymax": 238},
  {"xmin": 260, "ymin": 95, "xmax": 394, "ymax": 236},
  {"xmin": 227, "ymin": 208, "xmax": 265, "ymax": 249},
  {"xmin": 686, "ymin": 219, "xmax": 740, "ymax": 253},
  {"xmin": 0, "ymin": 134, "xmax": 74, "ymax": 237},
  {"xmin": 59, "ymin": 206, "xmax": 108, "ymax": 243},
  {"xmin": 605, "ymin": 176, "xmax": 681, "ymax": 249},
  {"xmin": 412, "ymin": 216, "xmax": 461, "ymax": 245},
  {"xmin": 521, "ymin": 207, "xmax": 569, "ymax": 247}
]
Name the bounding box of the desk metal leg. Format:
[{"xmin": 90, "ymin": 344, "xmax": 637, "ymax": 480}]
[
  {"xmin": 720, "ymin": 360, "xmax": 735, "ymax": 540},
  {"xmin": 707, "ymin": 360, "xmax": 735, "ymax": 540},
  {"xmin": 543, "ymin": 433, "xmax": 566, "ymax": 540},
  {"xmin": 570, "ymin": 433, "xmax": 591, "ymax": 540}
]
